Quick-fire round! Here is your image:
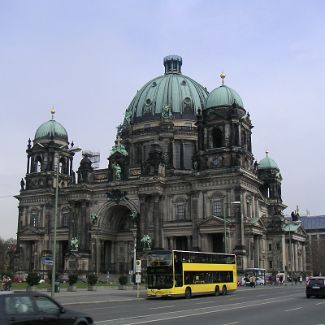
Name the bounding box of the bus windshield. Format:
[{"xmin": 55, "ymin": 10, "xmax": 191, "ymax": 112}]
[
  {"xmin": 147, "ymin": 251, "xmax": 173, "ymax": 289},
  {"xmin": 147, "ymin": 252, "xmax": 172, "ymax": 267}
]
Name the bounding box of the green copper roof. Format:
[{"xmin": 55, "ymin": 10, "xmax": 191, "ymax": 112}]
[
  {"xmin": 206, "ymin": 85, "xmax": 243, "ymax": 109},
  {"xmin": 110, "ymin": 142, "xmax": 128, "ymax": 157},
  {"xmin": 127, "ymin": 55, "xmax": 208, "ymax": 123},
  {"xmin": 258, "ymin": 153, "xmax": 280, "ymax": 171},
  {"xmin": 283, "ymin": 223, "xmax": 301, "ymax": 232},
  {"xmin": 34, "ymin": 119, "xmax": 68, "ymax": 141}
]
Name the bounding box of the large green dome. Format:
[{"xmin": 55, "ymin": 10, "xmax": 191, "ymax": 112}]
[
  {"xmin": 127, "ymin": 55, "xmax": 208, "ymax": 123},
  {"xmin": 34, "ymin": 119, "xmax": 68, "ymax": 141},
  {"xmin": 258, "ymin": 152, "xmax": 280, "ymax": 171},
  {"xmin": 206, "ymin": 84, "xmax": 244, "ymax": 109}
]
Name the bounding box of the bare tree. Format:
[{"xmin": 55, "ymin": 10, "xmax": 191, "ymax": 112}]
[{"xmin": 0, "ymin": 237, "xmax": 16, "ymax": 273}]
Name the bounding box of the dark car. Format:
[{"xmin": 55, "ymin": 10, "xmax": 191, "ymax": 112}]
[
  {"xmin": 0, "ymin": 291, "xmax": 94, "ymax": 324},
  {"xmin": 306, "ymin": 276, "xmax": 325, "ymax": 298}
]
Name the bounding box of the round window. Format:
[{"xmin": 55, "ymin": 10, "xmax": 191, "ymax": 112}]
[{"xmin": 184, "ymin": 97, "xmax": 191, "ymax": 104}]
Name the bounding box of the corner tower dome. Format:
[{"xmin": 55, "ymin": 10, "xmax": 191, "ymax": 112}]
[
  {"xmin": 206, "ymin": 72, "xmax": 244, "ymax": 109},
  {"xmin": 258, "ymin": 151, "xmax": 280, "ymax": 171},
  {"xmin": 126, "ymin": 55, "xmax": 209, "ymax": 124},
  {"xmin": 34, "ymin": 109, "xmax": 68, "ymax": 144}
]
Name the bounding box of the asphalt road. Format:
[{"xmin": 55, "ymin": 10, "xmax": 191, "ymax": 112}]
[{"xmin": 61, "ymin": 285, "xmax": 325, "ymax": 325}]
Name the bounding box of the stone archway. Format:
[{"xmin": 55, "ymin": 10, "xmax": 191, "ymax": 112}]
[{"xmin": 96, "ymin": 203, "xmax": 138, "ymax": 275}]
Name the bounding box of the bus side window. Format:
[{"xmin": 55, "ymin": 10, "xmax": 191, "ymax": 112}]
[{"xmin": 175, "ymin": 274, "xmax": 183, "ymax": 287}]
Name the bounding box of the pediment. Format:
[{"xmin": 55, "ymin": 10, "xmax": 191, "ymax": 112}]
[
  {"xmin": 20, "ymin": 226, "xmax": 43, "ymax": 235},
  {"xmin": 198, "ymin": 216, "xmax": 225, "ymax": 228},
  {"xmin": 247, "ymin": 217, "xmax": 266, "ymax": 230}
]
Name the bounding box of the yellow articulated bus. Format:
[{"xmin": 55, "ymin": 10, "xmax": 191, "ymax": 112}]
[{"xmin": 146, "ymin": 249, "xmax": 237, "ymax": 298}]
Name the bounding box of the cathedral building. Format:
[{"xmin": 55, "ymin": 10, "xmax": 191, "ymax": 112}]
[{"xmin": 16, "ymin": 55, "xmax": 306, "ymax": 275}]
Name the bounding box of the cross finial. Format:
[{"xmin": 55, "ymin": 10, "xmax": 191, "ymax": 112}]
[
  {"xmin": 116, "ymin": 135, "xmax": 122, "ymax": 146},
  {"xmin": 50, "ymin": 106, "xmax": 55, "ymax": 119},
  {"xmin": 220, "ymin": 71, "xmax": 226, "ymax": 85}
]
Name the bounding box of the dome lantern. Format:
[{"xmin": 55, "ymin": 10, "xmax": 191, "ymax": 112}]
[{"xmin": 163, "ymin": 55, "xmax": 182, "ymax": 74}]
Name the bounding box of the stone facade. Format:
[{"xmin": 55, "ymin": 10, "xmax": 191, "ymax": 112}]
[{"xmin": 15, "ymin": 56, "xmax": 306, "ymax": 276}]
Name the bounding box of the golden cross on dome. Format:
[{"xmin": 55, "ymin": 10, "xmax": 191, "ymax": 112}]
[
  {"xmin": 220, "ymin": 71, "xmax": 226, "ymax": 85},
  {"xmin": 50, "ymin": 106, "xmax": 55, "ymax": 119}
]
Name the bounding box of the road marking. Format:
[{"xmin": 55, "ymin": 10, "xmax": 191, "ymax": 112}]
[
  {"xmin": 96, "ymin": 298, "xmax": 278, "ymax": 324},
  {"xmin": 316, "ymin": 301, "xmax": 325, "ymax": 305},
  {"xmin": 149, "ymin": 305, "xmax": 175, "ymax": 310},
  {"xmin": 92, "ymin": 306, "xmax": 118, "ymax": 310},
  {"xmin": 193, "ymin": 301, "xmax": 214, "ymax": 305},
  {"xmin": 222, "ymin": 322, "xmax": 239, "ymax": 325},
  {"xmin": 284, "ymin": 307, "xmax": 303, "ymax": 312}
]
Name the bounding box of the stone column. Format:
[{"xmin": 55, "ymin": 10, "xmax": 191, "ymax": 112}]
[
  {"xmin": 139, "ymin": 195, "xmax": 146, "ymax": 241},
  {"xmin": 191, "ymin": 192, "xmax": 199, "ymax": 249},
  {"xmin": 153, "ymin": 195, "xmax": 161, "ymax": 248},
  {"xmin": 187, "ymin": 236, "xmax": 191, "ymax": 250}
]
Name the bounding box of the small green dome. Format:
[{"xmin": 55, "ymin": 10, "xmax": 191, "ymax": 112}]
[
  {"xmin": 127, "ymin": 55, "xmax": 208, "ymax": 123},
  {"xmin": 34, "ymin": 119, "xmax": 68, "ymax": 141},
  {"xmin": 206, "ymin": 85, "xmax": 244, "ymax": 109},
  {"xmin": 258, "ymin": 152, "xmax": 280, "ymax": 171}
]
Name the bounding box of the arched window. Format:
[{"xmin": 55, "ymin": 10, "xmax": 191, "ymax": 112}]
[
  {"xmin": 212, "ymin": 198, "xmax": 223, "ymax": 217},
  {"xmin": 35, "ymin": 157, "xmax": 42, "ymax": 172},
  {"xmin": 30, "ymin": 210, "xmax": 39, "ymax": 227},
  {"xmin": 183, "ymin": 142, "xmax": 194, "ymax": 170},
  {"xmin": 173, "ymin": 196, "xmax": 188, "ymax": 221},
  {"xmin": 212, "ymin": 128, "xmax": 223, "ymax": 148},
  {"xmin": 59, "ymin": 157, "xmax": 67, "ymax": 174},
  {"xmin": 242, "ymin": 131, "xmax": 247, "ymax": 149},
  {"xmin": 62, "ymin": 209, "xmax": 71, "ymax": 227}
]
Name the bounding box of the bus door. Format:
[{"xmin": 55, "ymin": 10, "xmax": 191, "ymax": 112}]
[{"xmin": 174, "ymin": 251, "xmax": 183, "ymax": 287}]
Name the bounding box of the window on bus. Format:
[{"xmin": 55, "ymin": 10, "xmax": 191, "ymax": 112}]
[{"xmin": 174, "ymin": 252, "xmax": 183, "ymax": 287}]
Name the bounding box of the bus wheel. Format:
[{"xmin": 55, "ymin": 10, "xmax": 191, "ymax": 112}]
[
  {"xmin": 215, "ymin": 286, "xmax": 220, "ymax": 296},
  {"xmin": 221, "ymin": 285, "xmax": 227, "ymax": 295},
  {"xmin": 185, "ymin": 287, "xmax": 192, "ymax": 299}
]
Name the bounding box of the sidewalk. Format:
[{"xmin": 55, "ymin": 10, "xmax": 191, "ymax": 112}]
[{"xmin": 39, "ymin": 286, "xmax": 146, "ymax": 305}]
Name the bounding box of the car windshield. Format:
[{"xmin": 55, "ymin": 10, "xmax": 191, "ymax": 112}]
[{"xmin": 309, "ymin": 279, "xmax": 325, "ymax": 286}]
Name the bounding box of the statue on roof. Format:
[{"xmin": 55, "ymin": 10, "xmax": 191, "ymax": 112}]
[
  {"xmin": 123, "ymin": 110, "xmax": 132, "ymax": 126},
  {"xmin": 162, "ymin": 105, "xmax": 172, "ymax": 119},
  {"xmin": 70, "ymin": 237, "xmax": 79, "ymax": 251},
  {"xmin": 20, "ymin": 178, "xmax": 25, "ymax": 191},
  {"xmin": 113, "ymin": 162, "xmax": 122, "ymax": 180},
  {"xmin": 141, "ymin": 234, "xmax": 152, "ymax": 250},
  {"xmin": 90, "ymin": 213, "xmax": 98, "ymax": 225}
]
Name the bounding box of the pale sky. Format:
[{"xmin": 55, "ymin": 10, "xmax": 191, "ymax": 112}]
[{"xmin": 0, "ymin": 0, "xmax": 324, "ymax": 239}]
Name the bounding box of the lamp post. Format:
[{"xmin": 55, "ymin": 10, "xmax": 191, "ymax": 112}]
[
  {"xmin": 51, "ymin": 146, "xmax": 81, "ymax": 298},
  {"xmin": 131, "ymin": 227, "xmax": 137, "ymax": 283},
  {"xmin": 51, "ymin": 164, "xmax": 59, "ymax": 298},
  {"xmin": 288, "ymin": 223, "xmax": 292, "ymax": 285}
]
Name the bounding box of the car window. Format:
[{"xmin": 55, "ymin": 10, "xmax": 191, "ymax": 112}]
[
  {"xmin": 34, "ymin": 296, "xmax": 60, "ymax": 315},
  {"xmin": 309, "ymin": 279, "xmax": 325, "ymax": 286},
  {"xmin": 5, "ymin": 296, "xmax": 34, "ymax": 314}
]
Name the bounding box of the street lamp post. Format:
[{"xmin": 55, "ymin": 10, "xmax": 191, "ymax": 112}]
[
  {"xmin": 130, "ymin": 227, "xmax": 137, "ymax": 283},
  {"xmin": 51, "ymin": 146, "xmax": 81, "ymax": 298},
  {"xmin": 51, "ymin": 165, "xmax": 59, "ymax": 298}
]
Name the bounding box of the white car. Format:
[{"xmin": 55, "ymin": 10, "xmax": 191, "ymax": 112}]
[{"xmin": 255, "ymin": 276, "xmax": 265, "ymax": 285}]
